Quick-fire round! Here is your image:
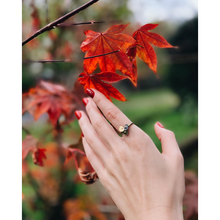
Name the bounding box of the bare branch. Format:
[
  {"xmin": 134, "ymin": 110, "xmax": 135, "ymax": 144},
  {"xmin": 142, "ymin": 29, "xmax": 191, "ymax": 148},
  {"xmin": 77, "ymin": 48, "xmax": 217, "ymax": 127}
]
[
  {"xmin": 23, "ymin": 50, "xmax": 120, "ymax": 63},
  {"xmin": 22, "ymin": 0, "xmax": 99, "ymax": 46},
  {"xmin": 22, "ymin": 127, "xmax": 31, "ymax": 135},
  {"xmin": 57, "ymin": 20, "xmax": 121, "ymax": 27}
]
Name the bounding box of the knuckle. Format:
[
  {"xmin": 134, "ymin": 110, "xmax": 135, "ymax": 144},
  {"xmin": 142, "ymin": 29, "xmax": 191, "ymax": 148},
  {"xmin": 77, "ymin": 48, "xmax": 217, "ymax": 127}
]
[
  {"xmin": 106, "ymin": 108, "xmax": 118, "ymax": 121},
  {"xmin": 113, "ymin": 148, "xmax": 128, "ymax": 163},
  {"xmin": 166, "ymin": 130, "xmax": 176, "ymax": 139},
  {"xmin": 93, "ymin": 119, "xmax": 103, "ymax": 130},
  {"xmin": 85, "ymin": 134, "xmax": 94, "ymax": 146}
]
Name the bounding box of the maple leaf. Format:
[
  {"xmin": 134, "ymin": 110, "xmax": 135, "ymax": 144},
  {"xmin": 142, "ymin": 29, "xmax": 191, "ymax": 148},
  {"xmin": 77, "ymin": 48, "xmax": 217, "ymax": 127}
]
[
  {"xmin": 23, "ymin": 81, "xmax": 76, "ymax": 126},
  {"xmin": 65, "ymin": 139, "xmax": 98, "ymax": 184},
  {"xmin": 126, "ymin": 44, "xmax": 138, "ymax": 85},
  {"xmin": 81, "ymin": 24, "xmax": 136, "ymax": 84},
  {"xmin": 78, "ymin": 71, "xmax": 127, "ymax": 101},
  {"xmin": 22, "ymin": 135, "xmax": 47, "ymax": 167},
  {"xmin": 133, "ymin": 23, "xmax": 174, "ymax": 73}
]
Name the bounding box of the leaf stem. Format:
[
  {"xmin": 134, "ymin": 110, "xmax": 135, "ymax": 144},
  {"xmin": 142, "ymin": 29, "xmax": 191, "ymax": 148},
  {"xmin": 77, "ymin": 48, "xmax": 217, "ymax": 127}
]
[{"xmin": 22, "ymin": 127, "xmax": 31, "ymax": 135}]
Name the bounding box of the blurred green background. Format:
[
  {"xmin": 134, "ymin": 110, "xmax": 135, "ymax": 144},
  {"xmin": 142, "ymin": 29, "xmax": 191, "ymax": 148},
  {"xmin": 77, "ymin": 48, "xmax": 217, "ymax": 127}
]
[{"xmin": 22, "ymin": 0, "xmax": 198, "ymax": 219}]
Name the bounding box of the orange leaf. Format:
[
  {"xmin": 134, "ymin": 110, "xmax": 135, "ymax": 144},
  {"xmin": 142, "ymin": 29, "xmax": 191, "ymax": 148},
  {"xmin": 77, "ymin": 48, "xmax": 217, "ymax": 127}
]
[
  {"xmin": 22, "ymin": 135, "xmax": 38, "ymax": 160},
  {"xmin": 65, "ymin": 141, "xmax": 98, "ymax": 184},
  {"xmin": 81, "ymin": 24, "xmax": 136, "ymax": 84},
  {"xmin": 133, "ymin": 23, "xmax": 174, "ymax": 73},
  {"xmin": 32, "ymin": 148, "xmax": 47, "ymax": 167},
  {"xmin": 78, "ymin": 72, "xmax": 127, "ymax": 101},
  {"xmin": 22, "ymin": 135, "xmax": 47, "ymax": 167},
  {"xmin": 23, "ymin": 81, "xmax": 76, "ymax": 126}
]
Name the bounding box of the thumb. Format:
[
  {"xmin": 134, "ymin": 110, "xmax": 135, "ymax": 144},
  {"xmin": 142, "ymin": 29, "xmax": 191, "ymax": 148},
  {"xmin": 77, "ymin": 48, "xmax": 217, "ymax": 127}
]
[{"xmin": 154, "ymin": 122, "xmax": 180, "ymax": 156}]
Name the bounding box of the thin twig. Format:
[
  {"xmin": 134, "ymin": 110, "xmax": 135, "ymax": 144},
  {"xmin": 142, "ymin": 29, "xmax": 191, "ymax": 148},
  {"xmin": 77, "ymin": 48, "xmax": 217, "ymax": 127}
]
[
  {"xmin": 22, "ymin": 127, "xmax": 31, "ymax": 135},
  {"xmin": 22, "ymin": 0, "xmax": 99, "ymax": 46},
  {"xmin": 57, "ymin": 21, "xmax": 105, "ymax": 27},
  {"xmin": 57, "ymin": 20, "xmax": 121, "ymax": 27},
  {"xmin": 23, "ymin": 50, "xmax": 120, "ymax": 64},
  {"xmin": 24, "ymin": 60, "xmax": 68, "ymax": 63}
]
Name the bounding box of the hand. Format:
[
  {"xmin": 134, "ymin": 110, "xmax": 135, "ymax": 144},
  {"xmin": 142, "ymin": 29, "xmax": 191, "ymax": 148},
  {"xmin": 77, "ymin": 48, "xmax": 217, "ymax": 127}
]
[{"xmin": 75, "ymin": 89, "xmax": 185, "ymax": 220}]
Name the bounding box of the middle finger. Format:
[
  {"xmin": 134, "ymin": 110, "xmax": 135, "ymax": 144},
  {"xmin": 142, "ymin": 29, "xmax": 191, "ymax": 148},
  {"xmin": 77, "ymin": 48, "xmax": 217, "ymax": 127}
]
[{"xmin": 84, "ymin": 97, "xmax": 124, "ymax": 150}]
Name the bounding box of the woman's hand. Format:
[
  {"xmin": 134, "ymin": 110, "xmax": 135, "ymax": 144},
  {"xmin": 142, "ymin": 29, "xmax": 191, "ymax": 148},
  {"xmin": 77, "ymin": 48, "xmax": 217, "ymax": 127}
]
[{"xmin": 75, "ymin": 89, "xmax": 185, "ymax": 220}]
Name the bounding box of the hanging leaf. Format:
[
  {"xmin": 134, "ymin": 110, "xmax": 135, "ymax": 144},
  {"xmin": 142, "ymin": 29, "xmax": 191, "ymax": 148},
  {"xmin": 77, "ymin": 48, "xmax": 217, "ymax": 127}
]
[
  {"xmin": 133, "ymin": 23, "xmax": 174, "ymax": 73},
  {"xmin": 23, "ymin": 81, "xmax": 76, "ymax": 126},
  {"xmin": 65, "ymin": 138, "xmax": 98, "ymax": 184},
  {"xmin": 22, "ymin": 135, "xmax": 47, "ymax": 167},
  {"xmin": 78, "ymin": 71, "xmax": 127, "ymax": 101}
]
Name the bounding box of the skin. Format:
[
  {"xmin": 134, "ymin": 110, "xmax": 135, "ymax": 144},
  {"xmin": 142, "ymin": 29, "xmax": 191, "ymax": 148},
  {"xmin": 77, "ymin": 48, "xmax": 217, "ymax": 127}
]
[{"xmin": 77, "ymin": 89, "xmax": 185, "ymax": 220}]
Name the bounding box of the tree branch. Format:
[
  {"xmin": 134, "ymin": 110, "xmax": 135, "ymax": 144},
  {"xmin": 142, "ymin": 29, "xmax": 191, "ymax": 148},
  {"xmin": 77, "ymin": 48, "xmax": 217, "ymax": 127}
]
[
  {"xmin": 23, "ymin": 50, "xmax": 120, "ymax": 63},
  {"xmin": 22, "ymin": 0, "xmax": 99, "ymax": 46},
  {"xmin": 57, "ymin": 20, "xmax": 121, "ymax": 27}
]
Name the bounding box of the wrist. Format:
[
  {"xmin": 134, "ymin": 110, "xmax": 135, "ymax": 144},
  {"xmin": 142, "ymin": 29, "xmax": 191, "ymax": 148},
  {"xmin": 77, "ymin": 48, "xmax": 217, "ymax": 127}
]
[{"xmin": 126, "ymin": 206, "xmax": 184, "ymax": 220}]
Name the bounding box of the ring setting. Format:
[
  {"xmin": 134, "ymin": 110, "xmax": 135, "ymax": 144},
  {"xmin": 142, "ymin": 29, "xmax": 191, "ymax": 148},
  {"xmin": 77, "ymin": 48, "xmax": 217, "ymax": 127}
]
[{"xmin": 119, "ymin": 122, "xmax": 133, "ymax": 135}]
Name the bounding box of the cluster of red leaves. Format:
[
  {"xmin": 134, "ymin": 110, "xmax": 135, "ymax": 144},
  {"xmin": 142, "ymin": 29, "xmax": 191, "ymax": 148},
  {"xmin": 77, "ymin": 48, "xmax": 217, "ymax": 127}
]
[
  {"xmin": 23, "ymin": 80, "xmax": 76, "ymax": 127},
  {"xmin": 79, "ymin": 23, "xmax": 174, "ymax": 101},
  {"xmin": 22, "ymin": 135, "xmax": 47, "ymax": 167}
]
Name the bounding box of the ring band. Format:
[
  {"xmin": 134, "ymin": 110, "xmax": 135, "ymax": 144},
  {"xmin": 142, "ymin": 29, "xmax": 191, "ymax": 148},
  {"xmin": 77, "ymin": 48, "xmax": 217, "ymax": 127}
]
[{"xmin": 119, "ymin": 122, "xmax": 134, "ymax": 136}]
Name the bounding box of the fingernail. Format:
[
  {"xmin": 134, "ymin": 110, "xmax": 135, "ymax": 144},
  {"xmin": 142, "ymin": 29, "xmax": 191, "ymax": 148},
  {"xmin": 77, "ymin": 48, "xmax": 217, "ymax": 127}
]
[
  {"xmin": 157, "ymin": 122, "xmax": 164, "ymax": 128},
  {"xmin": 82, "ymin": 98, "xmax": 89, "ymax": 106},
  {"xmin": 85, "ymin": 88, "xmax": 94, "ymax": 98},
  {"xmin": 81, "ymin": 132, "xmax": 84, "ymax": 137},
  {"xmin": 75, "ymin": 111, "xmax": 82, "ymax": 120}
]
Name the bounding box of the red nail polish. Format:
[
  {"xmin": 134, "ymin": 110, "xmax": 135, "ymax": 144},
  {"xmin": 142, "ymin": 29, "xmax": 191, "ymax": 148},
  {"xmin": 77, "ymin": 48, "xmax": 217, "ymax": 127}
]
[
  {"xmin": 81, "ymin": 132, "xmax": 84, "ymax": 137},
  {"xmin": 82, "ymin": 98, "xmax": 89, "ymax": 106},
  {"xmin": 157, "ymin": 122, "xmax": 164, "ymax": 128},
  {"xmin": 85, "ymin": 89, "xmax": 94, "ymax": 98},
  {"xmin": 75, "ymin": 111, "xmax": 82, "ymax": 120}
]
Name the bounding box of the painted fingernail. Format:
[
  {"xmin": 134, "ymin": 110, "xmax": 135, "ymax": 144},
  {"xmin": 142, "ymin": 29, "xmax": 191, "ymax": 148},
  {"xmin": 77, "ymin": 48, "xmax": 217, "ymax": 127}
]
[
  {"xmin": 82, "ymin": 98, "xmax": 89, "ymax": 106},
  {"xmin": 157, "ymin": 122, "xmax": 164, "ymax": 128},
  {"xmin": 85, "ymin": 88, "xmax": 95, "ymax": 98},
  {"xmin": 81, "ymin": 132, "xmax": 84, "ymax": 137},
  {"xmin": 75, "ymin": 111, "xmax": 82, "ymax": 120}
]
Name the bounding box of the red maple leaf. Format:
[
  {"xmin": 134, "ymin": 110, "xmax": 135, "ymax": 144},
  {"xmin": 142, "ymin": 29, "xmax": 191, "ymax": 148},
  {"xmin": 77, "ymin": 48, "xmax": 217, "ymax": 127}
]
[
  {"xmin": 133, "ymin": 23, "xmax": 174, "ymax": 73},
  {"xmin": 65, "ymin": 139, "xmax": 98, "ymax": 184},
  {"xmin": 22, "ymin": 135, "xmax": 47, "ymax": 167},
  {"xmin": 78, "ymin": 71, "xmax": 127, "ymax": 101},
  {"xmin": 126, "ymin": 44, "xmax": 138, "ymax": 85},
  {"xmin": 23, "ymin": 81, "xmax": 76, "ymax": 126},
  {"xmin": 81, "ymin": 24, "xmax": 136, "ymax": 85}
]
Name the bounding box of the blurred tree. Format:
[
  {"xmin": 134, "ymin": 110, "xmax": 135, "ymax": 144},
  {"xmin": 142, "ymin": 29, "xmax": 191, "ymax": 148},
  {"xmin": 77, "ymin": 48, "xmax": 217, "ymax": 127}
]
[
  {"xmin": 22, "ymin": 0, "xmax": 133, "ymax": 92},
  {"xmin": 165, "ymin": 17, "xmax": 198, "ymax": 105}
]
